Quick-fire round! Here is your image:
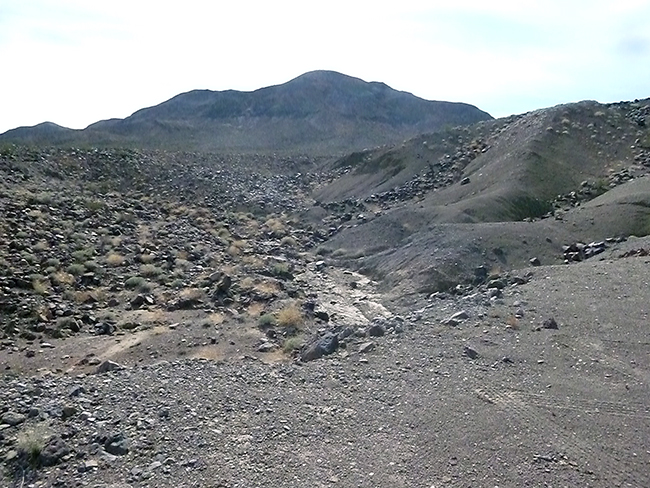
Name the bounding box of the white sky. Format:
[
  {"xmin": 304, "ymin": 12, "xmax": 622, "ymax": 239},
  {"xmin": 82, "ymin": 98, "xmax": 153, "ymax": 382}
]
[{"xmin": 1, "ymin": 0, "xmax": 649, "ymax": 134}]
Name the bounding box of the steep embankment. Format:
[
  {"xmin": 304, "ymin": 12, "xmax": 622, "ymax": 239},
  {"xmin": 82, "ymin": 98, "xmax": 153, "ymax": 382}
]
[{"xmin": 312, "ymin": 99, "xmax": 650, "ymax": 295}]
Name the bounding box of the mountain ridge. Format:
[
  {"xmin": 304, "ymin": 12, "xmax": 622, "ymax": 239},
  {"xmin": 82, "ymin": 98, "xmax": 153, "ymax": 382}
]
[{"xmin": 0, "ymin": 71, "xmax": 492, "ymax": 155}]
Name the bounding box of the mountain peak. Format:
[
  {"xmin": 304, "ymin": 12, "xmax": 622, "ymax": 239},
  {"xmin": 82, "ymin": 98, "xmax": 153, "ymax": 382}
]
[{"xmin": 0, "ymin": 71, "xmax": 492, "ymax": 154}]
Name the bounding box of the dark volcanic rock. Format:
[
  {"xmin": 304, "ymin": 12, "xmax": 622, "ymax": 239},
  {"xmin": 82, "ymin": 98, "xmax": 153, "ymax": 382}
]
[
  {"xmin": 542, "ymin": 317, "xmax": 559, "ymax": 330},
  {"xmin": 301, "ymin": 333, "xmax": 339, "ymax": 362}
]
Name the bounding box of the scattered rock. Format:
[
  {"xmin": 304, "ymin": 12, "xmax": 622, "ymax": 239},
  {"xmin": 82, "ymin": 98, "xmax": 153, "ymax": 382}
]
[
  {"xmin": 542, "ymin": 317, "xmax": 559, "ymax": 330},
  {"xmin": 358, "ymin": 342, "xmax": 375, "ymax": 353},
  {"xmin": 94, "ymin": 360, "xmax": 125, "ymax": 374},
  {"xmin": 367, "ymin": 323, "xmax": 385, "ymax": 337},
  {"xmin": 301, "ymin": 333, "xmax": 339, "ymax": 362},
  {"xmin": 104, "ymin": 433, "xmax": 129, "ymax": 456},
  {"xmin": 61, "ymin": 405, "xmax": 78, "ymax": 419},
  {"xmin": 40, "ymin": 436, "xmax": 71, "ymax": 466},
  {"xmin": 464, "ymin": 345, "xmax": 479, "ymax": 359},
  {"xmin": 1, "ymin": 411, "xmax": 26, "ymax": 426}
]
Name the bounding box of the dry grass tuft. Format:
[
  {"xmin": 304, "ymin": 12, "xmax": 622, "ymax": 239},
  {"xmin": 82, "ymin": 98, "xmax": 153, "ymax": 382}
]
[
  {"xmin": 264, "ymin": 217, "xmax": 286, "ymax": 236},
  {"xmin": 241, "ymin": 255, "xmax": 264, "ymax": 269},
  {"xmin": 180, "ymin": 287, "xmax": 205, "ymax": 302},
  {"xmin": 16, "ymin": 423, "xmax": 52, "ymax": 466},
  {"xmin": 32, "ymin": 279, "xmax": 51, "ymax": 295},
  {"xmin": 277, "ymin": 305, "xmax": 303, "ymax": 328},
  {"xmin": 51, "ymin": 271, "xmax": 75, "ymax": 287},
  {"xmin": 140, "ymin": 264, "xmax": 163, "ymax": 277},
  {"xmin": 247, "ymin": 302, "xmax": 265, "ymax": 318},
  {"xmin": 106, "ymin": 253, "xmax": 126, "ymax": 267}
]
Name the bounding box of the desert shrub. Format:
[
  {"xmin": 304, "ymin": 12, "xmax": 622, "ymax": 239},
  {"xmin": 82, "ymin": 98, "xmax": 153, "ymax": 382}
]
[
  {"xmin": 32, "ymin": 240, "xmax": 50, "ymax": 252},
  {"xmin": 241, "ymin": 255, "xmax": 264, "ymax": 269},
  {"xmin": 139, "ymin": 264, "xmax": 163, "ymax": 277},
  {"xmin": 84, "ymin": 199, "xmax": 105, "ymax": 212},
  {"xmin": 32, "ymin": 279, "xmax": 50, "ymax": 295},
  {"xmin": 276, "ymin": 305, "xmax": 302, "ymax": 328},
  {"xmin": 74, "ymin": 289, "xmax": 103, "ymax": 303},
  {"xmin": 332, "ymin": 248, "xmax": 348, "ymax": 258},
  {"xmin": 217, "ymin": 227, "xmax": 231, "ymax": 240},
  {"xmin": 28, "ymin": 192, "xmax": 53, "ymax": 205},
  {"xmin": 124, "ymin": 276, "xmax": 146, "ymax": 289},
  {"xmin": 139, "ymin": 253, "xmax": 155, "ymax": 264},
  {"xmin": 258, "ymin": 313, "xmax": 277, "ymax": 327},
  {"xmin": 56, "ymin": 316, "xmax": 80, "ymax": 330},
  {"xmin": 44, "ymin": 257, "xmax": 60, "ymax": 268},
  {"xmin": 169, "ymin": 278, "xmax": 184, "ymax": 289},
  {"xmin": 315, "ymin": 247, "xmax": 332, "ymax": 256},
  {"xmin": 16, "ymin": 423, "xmax": 52, "ymax": 467},
  {"xmin": 283, "ymin": 336, "xmax": 303, "ymax": 354},
  {"xmin": 67, "ymin": 263, "xmax": 86, "ymax": 276},
  {"xmin": 280, "ymin": 236, "xmax": 297, "ymax": 247},
  {"xmin": 106, "ymin": 253, "xmax": 125, "ymax": 266},
  {"xmin": 50, "ymin": 271, "xmax": 75, "ymax": 286},
  {"xmin": 504, "ymin": 196, "xmax": 553, "ymax": 221},
  {"xmin": 174, "ymin": 258, "xmax": 191, "ymax": 270},
  {"xmin": 83, "ymin": 260, "xmax": 99, "ymax": 272},
  {"xmin": 227, "ymin": 245, "xmax": 241, "ymax": 257},
  {"xmin": 271, "ymin": 262, "xmax": 291, "ymax": 278},
  {"xmin": 239, "ymin": 276, "xmax": 255, "ymax": 290},
  {"xmin": 71, "ymin": 249, "xmax": 93, "ymax": 262},
  {"xmin": 180, "ymin": 287, "xmax": 204, "ymax": 302},
  {"xmin": 264, "ymin": 217, "xmax": 286, "ymax": 236},
  {"xmin": 116, "ymin": 212, "xmax": 136, "ymax": 223}
]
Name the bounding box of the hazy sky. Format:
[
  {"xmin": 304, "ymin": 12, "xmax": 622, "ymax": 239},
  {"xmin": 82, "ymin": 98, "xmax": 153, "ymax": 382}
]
[{"xmin": 1, "ymin": 0, "xmax": 649, "ymax": 134}]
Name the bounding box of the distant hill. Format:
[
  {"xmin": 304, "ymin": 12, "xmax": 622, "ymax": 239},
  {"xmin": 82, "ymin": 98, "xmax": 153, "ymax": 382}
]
[{"xmin": 0, "ymin": 71, "xmax": 492, "ymax": 154}]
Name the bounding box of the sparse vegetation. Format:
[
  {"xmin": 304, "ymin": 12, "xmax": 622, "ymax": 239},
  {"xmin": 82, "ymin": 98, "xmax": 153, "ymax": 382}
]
[
  {"xmin": 276, "ymin": 305, "xmax": 303, "ymax": 328},
  {"xmin": 139, "ymin": 253, "xmax": 156, "ymax": 264},
  {"xmin": 66, "ymin": 263, "xmax": 86, "ymax": 276},
  {"xmin": 139, "ymin": 264, "xmax": 163, "ymax": 277},
  {"xmin": 258, "ymin": 313, "xmax": 277, "ymax": 327},
  {"xmin": 125, "ymin": 276, "xmax": 150, "ymax": 291},
  {"xmin": 16, "ymin": 423, "xmax": 52, "ymax": 467},
  {"xmin": 50, "ymin": 271, "xmax": 75, "ymax": 287},
  {"xmin": 271, "ymin": 262, "xmax": 291, "ymax": 278},
  {"xmin": 282, "ymin": 336, "xmax": 303, "ymax": 354},
  {"xmin": 503, "ymin": 196, "xmax": 554, "ymax": 221},
  {"xmin": 32, "ymin": 278, "xmax": 50, "ymax": 295},
  {"xmin": 280, "ymin": 236, "xmax": 297, "ymax": 247}
]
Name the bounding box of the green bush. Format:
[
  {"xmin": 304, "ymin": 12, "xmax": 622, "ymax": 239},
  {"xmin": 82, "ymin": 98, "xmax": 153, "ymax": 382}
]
[
  {"xmin": 271, "ymin": 262, "xmax": 291, "ymax": 278},
  {"xmin": 125, "ymin": 276, "xmax": 146, "ymax": 289},
  {"xmin": 258, "ymin": 313, "xmax": 277, "ymax": 327},
  {"xmin": 283, "ymin": 336, "xmax": 303, "ymax": 354},
  {"xmin": 67, "ymin": 263, "xmax": 86, "ymax": 276}
]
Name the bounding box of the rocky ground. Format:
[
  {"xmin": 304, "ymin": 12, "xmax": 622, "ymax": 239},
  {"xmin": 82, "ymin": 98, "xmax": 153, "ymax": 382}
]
[{"xmin": 1, "ymin": 146, "xmax": 650, "ymax": 487}]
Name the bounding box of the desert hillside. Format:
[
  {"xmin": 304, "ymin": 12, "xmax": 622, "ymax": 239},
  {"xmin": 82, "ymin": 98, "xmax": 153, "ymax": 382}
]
[{"xmin": 1, "ymin": 94, "xmax": 649, "ymax": 487}]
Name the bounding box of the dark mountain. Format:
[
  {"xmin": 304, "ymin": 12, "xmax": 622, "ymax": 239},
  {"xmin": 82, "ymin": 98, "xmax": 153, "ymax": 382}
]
[{"xmin": 0, "ymin": 71, "xmax": 492, "ymax": 154}]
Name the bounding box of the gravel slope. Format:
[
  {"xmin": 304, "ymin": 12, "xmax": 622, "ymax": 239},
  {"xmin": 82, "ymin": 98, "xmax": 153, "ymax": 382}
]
[{"xmin": 2, "ymin": 247, "xmax": 649, "ymax": 487}]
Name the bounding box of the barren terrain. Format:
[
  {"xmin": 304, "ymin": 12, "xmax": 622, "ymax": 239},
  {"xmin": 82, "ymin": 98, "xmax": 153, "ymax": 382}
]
[{"xmin": 1, "ymin": 96, "xmax": 650, "ymax": 487}]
